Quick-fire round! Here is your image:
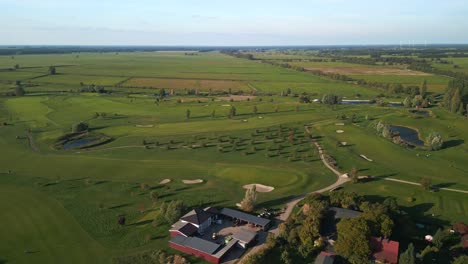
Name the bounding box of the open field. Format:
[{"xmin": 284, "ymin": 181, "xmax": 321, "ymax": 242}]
[
  {"xmin": 0, "ymin": 51, "xmax": 467, "ymax": 263},
  {"xmin": 304, "ymin": 66, "xmax": 431, "ymax": 76},
  {"xmin": 124, "ymin": 77, "xmax": 251, "ymax": 92}
]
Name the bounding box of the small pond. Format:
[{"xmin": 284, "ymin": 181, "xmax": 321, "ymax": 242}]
[
  {"xmin": 390, "ymin": 126, "xmax": 424, "ymax": 146},
  {"xmin": 63, "ymin": 138, "xmax": 100, "ymax": 150},
  {"xmin": 409, "ymin": 110, "xmax": 429, "ymax": 116}
]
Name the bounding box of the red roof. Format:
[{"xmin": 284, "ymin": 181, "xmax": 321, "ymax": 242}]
[
  {"xmin": 370, "ymin": 237, "xmax": 399, "ymax": 264},
  {"xmin": 462, "ymin": 234, "xmax": 468, "ymax": 249}
]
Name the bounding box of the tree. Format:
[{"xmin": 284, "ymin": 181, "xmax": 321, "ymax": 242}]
[
  {"xmin": 164, "ymin": 200, "xmax": 185, "ymax": 223},
  {"xmin": 450, "ymin": 88, "xmax": 462, "ymax": 113},
  {"xmin": 240, "ymin": 185, "xmax": 257, "ymax": 212},
  {"xmin": 322, "ymin": 94, "xmax": 341, "ymax": 105},
  {"xmin": 150, "ymin": 191, "xmax": 158, "ymax": 202},
  {"xmin": 453, "ymin": 256, "xmax": 468, "ymax": 264},
  {"xmin": 350, "ymin": 167, "xmax": 359, "ymax": 183},
  {"xmin": 186, "ymin": 109, "xmax": 191, "ymax": 119},
  {"xmin": 15, "ymin": 86, "xmax": 25, "ymax": 96},
  {"xmin": 280, "ymin": 249, "xmax": 292, "ymax": 264},
  {"xmin": 420, "ymin": 176, "xmax": 432, "ymax": 190},
  {"xmin": 159, "ymin": 88, "xmax": 166, "ymax": 98},
  {"xmin": 403, "ymin": 96, "xmax": 412, "ymax": 108},
  {"xmin": 71, "ymin": 122, "xmax": 89, "ymax": 133},
  {"xmin": 48, "ymin": 66, "xmax": 57, "ymax": 75},
  {"xmin": 421, "ymin": 80, "xmax": 428, "ymax": 98},
  {"xmin": 14, "ymin": 64, "xmax": 20, "ymax": 69},
  {"xmin": 118, "ymin": 215, "xmax": 126, "ymax": 226},
  {"xmin": 432, "ymin": 228, "xmax": 447, "ymax": 249},
  {"xmin": 334, "ymin": 217, "xmax": 371, "ymax": 264},
  {"xmin": 426, "ymin": 132, "xmax": 443, "ymax": 150},
  {"xmin": 398, "ymin": 243, "xmax": 415, "ymax": 264},
  {"xmin": 253, "ymin": 105, "xmax": 258, "ymax": 115},
  {"xmin": 228, "ymin": 106, "xmax": 236, "ymax": 118}
]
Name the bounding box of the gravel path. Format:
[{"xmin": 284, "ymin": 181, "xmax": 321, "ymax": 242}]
[{"xmin": 384, "ymin": 178, "xmax": 468, "ymax": 194}]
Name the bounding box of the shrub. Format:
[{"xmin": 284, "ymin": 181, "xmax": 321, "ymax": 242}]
[{"xmin": 71, "ymin": 122, "xmax": 89, "ymax": 133}]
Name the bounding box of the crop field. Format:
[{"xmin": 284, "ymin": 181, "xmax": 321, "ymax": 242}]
[{"xmin": 0, "ymin": 51, "xmax": 467, "ymax": 264}]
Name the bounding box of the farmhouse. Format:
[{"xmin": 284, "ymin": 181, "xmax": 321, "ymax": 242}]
[
  {"xmin": 370, "ymin": 237, "xmax": 399, "ymax": 264},
  {"xmin": 169, "ymin": 207, "xmax": 270, "ymax": 264}
]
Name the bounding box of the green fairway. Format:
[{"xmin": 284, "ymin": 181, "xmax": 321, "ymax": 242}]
[{"xmin": 0, "ymin": 185, "xmax": 109, "ymax": 264}]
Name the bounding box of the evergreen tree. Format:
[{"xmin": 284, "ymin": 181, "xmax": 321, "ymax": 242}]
[{"xmin": 398, "ymin": 243, "xmax": 415, "ymax": 264}]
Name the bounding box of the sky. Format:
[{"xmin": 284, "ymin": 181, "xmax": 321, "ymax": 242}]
[{"xmin": 1, "ymin": 0, "xmax": 467, "ymax": 46}]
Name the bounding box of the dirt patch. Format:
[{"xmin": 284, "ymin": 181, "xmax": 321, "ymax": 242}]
[
  {"xmin": 243, "ymin": 183, "xmax": 274, "ymax": 193},
  {"xmin": 217, "ymin": 95, "xmax": 257, "ymax": 101},
  {"xmin": 182, "ymin": 179, "xmax": 204, "ymax": 184},
  {"xmin": 306, "ymin": 67, "xmax": 431, "ymax": 76},
  {"xmin": 159, "ymin": 179, "xmax": 171, "ymax": 184}
]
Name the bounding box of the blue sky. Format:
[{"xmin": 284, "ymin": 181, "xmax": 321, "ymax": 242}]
[{"xmin": 1, "ymin": 0, "xmax": 467, "ymax": 45}]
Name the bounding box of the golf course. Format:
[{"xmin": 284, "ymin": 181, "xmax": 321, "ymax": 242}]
[{"xmin": 0, "ymin": 50, "xmax": 467, "ymax": 263}]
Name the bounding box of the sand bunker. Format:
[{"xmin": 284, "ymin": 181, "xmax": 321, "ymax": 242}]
[
  {"xmin": 243, "ymin": 183, "xmax": 275, "ymax": 193},
  {"xmin": 182, "ymin": 179, "xmax": 204, "ymax": 184},
  {"xmin": 159, "ymin": 179, "xmax": 171, "ymax": 184},
  {"xmin": 336, "ymin": 130, "xmax": 344, "ymax": 134},
  {"xmin": 341, "ymin": 142, "xmax": 347, "ymax": 146},
  {"xmin": 360, "ymin": 154, "xmax": 373, "ymax": 162},
  {"xmin": 221, "ymin": 104, "xmax": 231, "ymax": 107}
]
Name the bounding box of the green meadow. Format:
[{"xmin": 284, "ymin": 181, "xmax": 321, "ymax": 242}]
[{"xmin": 0, "ymin": 51, "xmax": 467, "ymax": 263}]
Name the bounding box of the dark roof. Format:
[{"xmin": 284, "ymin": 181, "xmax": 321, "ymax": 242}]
[
  {"xmin": 204, "ymin": 207, "xmax": 220, "ymax": 215},
  {"xmin": 170, "ymin": 222, "xmax": 198, "ymax": 237},
  {"xmin": 315, "ymin": 252, "xmax": 335, "ymax": 264},
  {"xmin": 329, "ymin": 207, "xmax": 362, "ymax": 219},
  {"xmin": 180, "ymin": 208, "xmax": 212, "ymax": 225},
  {"xmin": 370, "ymin": 237, "xmax": 399, "ymax": 264},
  {"xmin": 233, "ymin": 229, "xmax": 257, "ymax": 243},
  {"xmin": 170, "ymin": 235, "xmax": 221, "ymax": 255},
  {"xmin": 220, "ymin": 208, "xmax": 270, "ymax": 227}
]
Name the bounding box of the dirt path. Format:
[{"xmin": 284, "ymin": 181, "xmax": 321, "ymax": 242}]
[{"xmin": 384, "ymin": 178, "xmax": 468, "ymax": 194}]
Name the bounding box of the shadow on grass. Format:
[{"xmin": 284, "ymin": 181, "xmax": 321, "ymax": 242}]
[
  {"xmin": 257, "ymin": 195, "xmax": 298, "ymax": 209},
  {"xmin": 432, "ymin": 182, "xmax": 457, "ymax": 189},
  {"xmin": 444, "ymin": 139, "xmax": 464, "ymax": 149},
  {"xmin": 108, "ymin": 203, "xmax": 132, "ymax": 210}
]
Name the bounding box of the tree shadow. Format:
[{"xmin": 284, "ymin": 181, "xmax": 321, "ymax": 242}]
[
  {"xmin": 373, "ymin": 173, "xmax": 398, "ymax": 180},
  {"xmin": 432, "ymin": 182, "xmax": 456, "ymax": 189},
  {"xmin": 108, "ymin": 203, "xmax": 132, "ymax": 210},
  {"xmin": 130, "ymin": 219, "xmax": 152, "ymax": 226},
  {"xmin": 257, "ymin": 195, "xmax": 298, "ymax": 209},
  {"xmin": 444, "ymin": 139, "xmax": 464, "ymax": 149}
]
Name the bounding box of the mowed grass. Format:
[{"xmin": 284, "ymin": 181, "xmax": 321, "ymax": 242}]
[{"xmin": 0, "ymin": 185, "xmax": 109, "ymax": 264}]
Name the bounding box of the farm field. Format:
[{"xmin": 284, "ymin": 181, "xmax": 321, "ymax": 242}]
[
  {"xmin": 0, "ymin": 51, "xmax": 467, "ymax": 264},
  {"xmin": 0, "ymin": 52, "xmax": 379, "ymax": 97}
]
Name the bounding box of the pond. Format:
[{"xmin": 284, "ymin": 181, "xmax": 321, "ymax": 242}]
[
  {"xmin": 409, "ymin": 110, "xmax": 430, "ymax": 116},
  {"xmin": 390, "ymin": 126, "xmax": 424, "ymax": 146},
  {"xmin": 63, "ymin": 138, "xmax": 100, "ymax": 150}
]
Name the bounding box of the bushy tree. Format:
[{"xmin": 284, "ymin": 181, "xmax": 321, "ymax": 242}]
[
  {"xmin": 420, "ymin": 176, "xmax": 432, "ymax": 190},
  {"xmin": 432, "ymin": 228, "xmax": 447, "ymax": 249},
  {"xmin": 48, "ymin": 66, "xmax": 57, "ymax": 75},
  {"xmin": 240, "ymin": 185, "xmax": 257, "ymax": 212},
  {"xmin": 164, "ymin": 200, "xmax": 185, "ymax": 223},
  {"xmin": 335, "ymin": 217, "xmax": 371, "ymax": 264},
  {"xmin": 321, "ymin": 94, "xmax": 341, "ymax": 105},
  {"xmin": 186, "ymin": 109, "xmax": 191, "ymax": 119},
  {"xmin": 15, "ymin": 86, "xmax": 25, "ymax": 96},
  {"xmin": 71, "ymin": 122, "xmax": 89, "ymax": 133},
  {"xmin": 426, "ymin": 132, "xmax": 443, "ymax": 150}
]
